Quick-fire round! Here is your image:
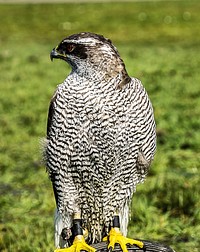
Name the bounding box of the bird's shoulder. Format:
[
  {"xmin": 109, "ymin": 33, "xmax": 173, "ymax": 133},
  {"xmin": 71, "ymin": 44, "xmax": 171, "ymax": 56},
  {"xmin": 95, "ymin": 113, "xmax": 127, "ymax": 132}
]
[{"xmin": 49, "ymin": 76, "xmax": 149, "ymax": 117}]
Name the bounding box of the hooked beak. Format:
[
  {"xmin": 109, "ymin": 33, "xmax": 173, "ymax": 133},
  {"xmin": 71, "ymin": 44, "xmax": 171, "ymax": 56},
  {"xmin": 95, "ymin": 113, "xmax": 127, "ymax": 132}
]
[
  {"xmin": 50, "ymin": 48, "xmax": 58, "ymax": 61},
  {"xmin": 50, "ymin": 47, "xmax": 67, "ymax": 62}
]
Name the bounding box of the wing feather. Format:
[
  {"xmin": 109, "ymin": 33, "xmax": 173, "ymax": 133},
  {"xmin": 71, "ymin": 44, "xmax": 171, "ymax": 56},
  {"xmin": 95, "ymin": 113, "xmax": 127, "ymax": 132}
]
[
  {"xmin": 47, "ymin": 92, "xmax": 57, "ymax": 138},
  {"xmin": 46, "ymin": 92, "xmax": 59, "ymax": 205}
]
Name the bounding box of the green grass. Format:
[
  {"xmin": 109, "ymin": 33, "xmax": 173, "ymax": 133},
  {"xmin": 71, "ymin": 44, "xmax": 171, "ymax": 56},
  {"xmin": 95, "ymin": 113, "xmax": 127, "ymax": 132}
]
[{"xmin": 0, "ymin": 1, "xmax": 200, "ymax": 252}]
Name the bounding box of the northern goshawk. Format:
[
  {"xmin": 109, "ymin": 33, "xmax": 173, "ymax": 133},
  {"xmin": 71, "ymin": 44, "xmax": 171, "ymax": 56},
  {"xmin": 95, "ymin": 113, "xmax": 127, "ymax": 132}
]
[{"xmin": 44, "ymin": 32, "xmax": 156, "ymax": 252}]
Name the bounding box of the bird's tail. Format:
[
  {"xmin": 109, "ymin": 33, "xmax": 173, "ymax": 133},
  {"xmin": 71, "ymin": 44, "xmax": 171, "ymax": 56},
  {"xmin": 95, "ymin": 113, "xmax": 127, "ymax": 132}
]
[
  {"xmin": 118, "ymin": 202, "xmax": 129, "ymax": 236},
  {"xmin": 54, "ymin": 208, "xmax": 69, "ymax": 248}
]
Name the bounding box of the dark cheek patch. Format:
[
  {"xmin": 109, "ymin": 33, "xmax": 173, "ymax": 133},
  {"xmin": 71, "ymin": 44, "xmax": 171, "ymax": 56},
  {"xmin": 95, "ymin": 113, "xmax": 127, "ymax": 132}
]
[
  {"xmin": 74, "ymin": 45, "xmax": 87, "ymax": 59},
  {"xmin": 58, "ymin": 43, "xmax": 87, "ymax": 59}
]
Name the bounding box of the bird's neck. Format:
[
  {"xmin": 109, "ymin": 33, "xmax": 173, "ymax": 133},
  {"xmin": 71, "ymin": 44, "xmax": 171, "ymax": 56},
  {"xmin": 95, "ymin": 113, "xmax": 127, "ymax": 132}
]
[{"xmin": 70, "ymin": 58, "xmax": 131, "ymax": 89}]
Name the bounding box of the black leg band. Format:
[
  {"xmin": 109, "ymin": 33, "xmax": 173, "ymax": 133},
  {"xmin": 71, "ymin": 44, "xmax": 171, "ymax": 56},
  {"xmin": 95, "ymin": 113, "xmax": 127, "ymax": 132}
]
[
  {"xmin": 113, "ymin": 215, "xmax": 120, "ymax": 228},
  {"xmin": 72, "ymin": 219, "xmax": 83, "ymax": 236}
]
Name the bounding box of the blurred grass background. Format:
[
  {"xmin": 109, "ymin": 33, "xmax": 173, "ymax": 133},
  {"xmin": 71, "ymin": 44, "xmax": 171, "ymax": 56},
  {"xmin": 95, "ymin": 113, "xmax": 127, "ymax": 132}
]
[{"xmin": 0, "ymin": 1, "xmax": 200, "ymax": 251}]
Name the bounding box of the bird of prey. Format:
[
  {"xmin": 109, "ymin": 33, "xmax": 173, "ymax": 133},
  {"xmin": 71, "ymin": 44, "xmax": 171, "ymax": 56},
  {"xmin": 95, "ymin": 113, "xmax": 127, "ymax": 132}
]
[{"xmin": 44, "ymin": 32, "xmax": 156, "ymax": 252}]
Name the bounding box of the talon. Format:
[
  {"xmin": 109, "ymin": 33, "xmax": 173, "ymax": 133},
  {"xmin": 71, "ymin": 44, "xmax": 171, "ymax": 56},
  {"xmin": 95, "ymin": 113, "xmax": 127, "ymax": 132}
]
[
  {"xmin": 54, "ymin": 235, "xmax": 95, "ymax": 252},
  {"xmin": 105, "ymin": 227, "xmax": 144, "ymax": 252}
]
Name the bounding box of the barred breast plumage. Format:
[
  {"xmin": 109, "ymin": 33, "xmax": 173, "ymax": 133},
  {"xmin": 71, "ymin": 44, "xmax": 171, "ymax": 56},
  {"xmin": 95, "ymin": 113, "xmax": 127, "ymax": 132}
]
[{"xmin": 44, "ymin": 32, "xmax": 156, "ymax": 247}]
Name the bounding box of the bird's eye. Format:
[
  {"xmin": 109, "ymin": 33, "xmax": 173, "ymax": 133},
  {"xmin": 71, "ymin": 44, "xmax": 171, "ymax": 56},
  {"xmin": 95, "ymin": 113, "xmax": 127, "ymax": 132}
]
[{"xmin": 67, "ymin": 44, "xmax": 76, "ymax": 53}]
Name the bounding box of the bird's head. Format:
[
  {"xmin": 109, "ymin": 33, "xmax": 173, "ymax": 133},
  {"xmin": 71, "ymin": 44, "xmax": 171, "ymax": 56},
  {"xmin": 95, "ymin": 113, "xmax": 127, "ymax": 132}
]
[{"xmin": 50, "ymin": 32, "xmax": 130, "ymax": 86}]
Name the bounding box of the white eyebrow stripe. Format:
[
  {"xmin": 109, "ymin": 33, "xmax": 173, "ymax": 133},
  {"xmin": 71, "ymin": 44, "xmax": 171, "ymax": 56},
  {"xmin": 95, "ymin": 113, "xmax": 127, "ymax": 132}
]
[{"xmin": 63, "ymin": 38, "xmax": 99, "ymax": 46}]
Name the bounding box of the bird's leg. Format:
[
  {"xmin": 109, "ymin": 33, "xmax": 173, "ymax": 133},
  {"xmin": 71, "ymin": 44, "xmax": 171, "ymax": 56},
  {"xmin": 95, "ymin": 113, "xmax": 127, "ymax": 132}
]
[
  {"xmin": 55, "ymin": 213, "xmax": 95, "ymax": 252},
  {"xmin": 103, "ymin": 215, "xmax": 144, "ymax": 252}
]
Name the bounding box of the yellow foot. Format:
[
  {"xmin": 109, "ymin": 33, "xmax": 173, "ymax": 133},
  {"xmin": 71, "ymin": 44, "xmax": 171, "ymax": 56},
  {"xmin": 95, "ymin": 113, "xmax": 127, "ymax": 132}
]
[
  {"xmin": 54, "ymin": 235, "xmax": 96, "ymax": 252},
  {"xmin": 103, "ymin": 227, "xmax": 144, "ymax": 252}
]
